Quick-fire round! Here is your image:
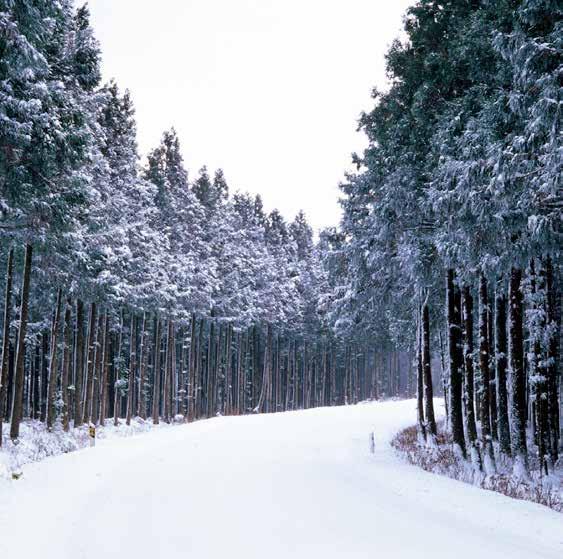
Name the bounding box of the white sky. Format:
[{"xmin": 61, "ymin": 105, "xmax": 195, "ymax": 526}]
[{"xmin": 87, "ymin": 0, "xmax": 412, "ymax": 230}]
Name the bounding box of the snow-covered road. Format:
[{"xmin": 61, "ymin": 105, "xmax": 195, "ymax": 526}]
[{"xmin": 0, "ymin": 400, "xmax": 561, "ymax": 559}]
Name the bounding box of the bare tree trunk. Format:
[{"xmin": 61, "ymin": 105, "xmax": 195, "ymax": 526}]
[
  {"xmin": 46, "ymin": 288, "xmax": 63, "ymax": 430},
  {"xmin": 196, "ymin": 318, "xmax": 204, "ymax": 418},
  {"xmin": 0, "ymin": 247, "xmax": 14, "ymax": 446},
  {"xmin": 235, "ymin": 330, "xmax": 244, "ymax": 415},
  {"xmin": 214, "ymin": 324, "xmax": 222, "ymax": 415},
  {"xmin": 438, "ymin": 329, "xmax": 448, "ymax": 424},
  {"xmin": 488, "ymin": 291, "xmax": 497, "ymax": 442},
  {"xmin": 479, "ymin": 275, "xmax": 496, "ymax": 472},
  {"xmin": 9, "ymin": 244, "xmax": 33, "ymax": 440},
  {"xmin": 416, "ymin": 309, "xmax": 426, "ymax": 443},
  {"xmin": 447, "ymin": 269, "xmax": 466, "ymax": 458},
  {"xmin": 83, "ymin": 302, "xmax": 97, "ymax": 424},
  {"xmin": 126, "ymin": 314, "xmax": 136, "ymax": 426},
  {"xmin": 114, "ymin": 309, "xmax": 124, "ymax": 426},
  {"xmin": 73, "ymin": 299, "xmax": 85, "ymax": 426},
  {"xmin": 509, "ymin": 267, "xmax": 528, "ymax": 477},
  {"xmin": 256, "ymin": 324, "xmax": 272, "ymax": 413},
  {"xmin": 26, "ymin": 343, "xmax": 33, "ymax": 418},
  {"xmin": 495, "ymin": 291, "xmax": 511, "ymax": 456},
  {"xmin": 422, "ymin": 300, "xmax": 437, "ymax": 438},
  {"xmin": 186, "ymin": 315, "xmax": 196, "ymax": 421},
  {"xmin": 529, "ymin": 260, "xmax": 551, "ymax": 474},
  {"xmin": 28, "ymin": 334, "xmax": 40, "ymax": 418},
  {"xmin": 31, "ymin": 338, "xmax": 40, "ymax": 419},
  {"xmin": 6, "ymin": 342, "xmax": 14, "ymax": 422},
  {"xmin": 285, "ymin": 338, "xmax": 292, "ymax": 410},
  {"xmin": 151, "ymin": 316, "xmax": 162, "ymax": 425},
  {"xmin": 98, "ymin": 314, "xmax": 109, "ymax": 425},
  {"xmin": 178, "ymin": 327, "xmax": 186, "ymax": 419},
  {"xmin": 136, "ymin": 312, "xmax": 148, "ymax": 420},
  {"xmin": 205, "ymin": 321, "xmax": 214, "ymax": 417},
  {"xmin": 214, "ymin": 323, "xmax": 222, "ymax": 415},
  {"xmin": 225, "ymin": 323, "xmax": 233, "ymax": 415},
  {"xmin": 462, "ymin": 286, "xmax": 481, "ymax": 468},
  {"xmin": 60, "ymin": 300, "xmax": 73, "ymax": 431},
  {"xmin": 91, "ymin": 313, "xmax": 104, "ymax": 425},
  {"xmin": 545, "ymin": 257, "xmax": 559, "ymax": 465},
  {"xmin": 162, "ymin": 319, "xmax": 172, "ymax": 423},
  {"xmin": 39, "ymin": 328, "xmax": 48, "ymax": 422},
  {"xmin": 321, "ymin": 342, "xmax": 327, "ymax": 406}
]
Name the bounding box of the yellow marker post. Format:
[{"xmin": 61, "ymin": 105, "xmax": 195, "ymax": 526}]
[{"xmin": 89, "ymin": 424, "xmax": 96, "ymax": 447}]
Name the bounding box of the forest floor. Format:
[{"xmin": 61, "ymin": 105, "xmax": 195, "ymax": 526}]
[{"xmin": 0, "ymin": 399, "xmax": 561, "ymax": 559}]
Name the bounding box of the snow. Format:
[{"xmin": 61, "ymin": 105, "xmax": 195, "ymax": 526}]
[
  {"xmin": 0, "ymin": 417, "xmax": 170, "ymax": 476},
  {"xmin": 0, "ymin": 400, "xmax": 561, "ymax": 559}
]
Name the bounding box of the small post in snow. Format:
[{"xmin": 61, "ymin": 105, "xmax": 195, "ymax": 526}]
[
  {"xmin": 369, "ymin": 431, "xmax": 375, "ymax": 454},
  {"xmin": 88, "ymin": 424, "xmax": 96, "ymax": 447}
]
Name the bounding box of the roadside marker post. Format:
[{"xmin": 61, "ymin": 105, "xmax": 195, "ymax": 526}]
[{"xmin": 89, "ymin": 424, "xmax": 96, "ymax": 447}]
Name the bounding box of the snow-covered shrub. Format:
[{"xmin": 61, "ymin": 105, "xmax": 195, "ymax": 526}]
[{"xmin": 392, "ymin": 422, "xmax": 562, "ymax": 513}]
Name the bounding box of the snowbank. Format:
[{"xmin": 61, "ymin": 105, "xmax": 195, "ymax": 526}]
[
  {"xmin": 392, "ymin": 421, "xmax": 563, "ymax": 512},
  {"xmin": 0, "ymin": 417, "xmax": 175, "ymax": 479}
]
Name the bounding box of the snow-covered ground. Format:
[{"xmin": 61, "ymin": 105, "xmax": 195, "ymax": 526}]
[
  {"xmin": 0, "ymin": 417, "xmax": 174, "ymax": 476},
  {"xmin": 0, "ymin": 400, "xmax": 561, "ymax": 559}
]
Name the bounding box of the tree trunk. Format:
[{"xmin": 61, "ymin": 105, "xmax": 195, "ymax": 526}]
[
  {"xmin": 91, "ymin": 313, "xmax": 104, "ymax": 425},
  {"xmin": 462, "ymin": 286, "xmax": 481, "ymax": 468},
  {"xmin": 46, "ymin": 288, "xmax": 63, "ymax": 430},
  {"xmin": 235, "ymin": 330, "xmax": 243, "ymax": 415},
  {"xmin": 509, "ymin": 267, "xmax": 528, "ymax": 477},
  {"xmin": 9, "ymin": 244, "xmax": 33, "ymax": 440},
  {"xmin": 196, "ymin": 318, "xmax": 204, "ymax": 418},
  {"xmin": 478, "ymin": 275, "xmax": 495, "ymax": 472},
  {"xmin": 151, "ymin": 316, "xmax": 162, "ymax": 425},
  {"xmin": 136, "ymin": 312, "xmax": 147, "ymax": 420},
  {"xmin": 162, "ymin": 319, "xmax": 172, "ymax": 423},
  {"xmin": 60, "ymin": 300, "xmax": 73, "ymax": 431},
  {"xmin": 186, "ymin": 315, "xmax": 196, "ymax": 421},
  {"xmin": 447, "ymin": 269, "xmax": 466, "ymax": 458},
  {"xmin": 416, "ymin": 309, "xmax": 426, "ymax": 443},
  {"xmin": 98, "ymin": 314, "xmax": 109, "ymax": 425},
  {"xmin": 32, "ymin": 338, "xmax": 41, "ymax": 419},
  {"xmin": 27, "ymin": 339, "xmax": 35, "ymax": 419},
  {"xmin": 114, "ymin": 309, "xmax": 124, "ymax": 426},
  {"xmin": 126, "ymin": 314, "xmax": 136, "ymax": 426},
  {"xmin": 529, "ymin": 259, "xmax": 551, "ymax": 474},
  {"xmin": 495, "ymin": 291, "xmax": 511, "ymax": 456},
  {"xmin": 225, "ymin": 323, "xmax": 233, "ymax": 415},
  {"xmin": 206, "ymin": 321, "xmax": 215, "ymax": 417},
  {"xmin": 0, "ymin": 247, "xmax": 14, "ymax": 446},
  {"xmin": 438, "ymin": 329, "xmax": 448, "ymax": 427},
  {"xmin": 256, "ymin": 324, "xmax": 272, "ymax": 413},
  {"xmin": 83, "ymin": 302, "xmax": 97, "ymax": 424},
  {"xmin": 40, "ymin": 328, "xmax": 48, "ymax": 422},
  {"xmin": 545, "ymin": 257, "xmax": 559, "ymax": 465},
  {"xmin": 422, "ymin": 300, "xmax": 436, "ymax": 438},
  {"xmin": 73, "ymin": 299, "xmax": 85, "ymax": 426},
  {"xmin": 488, "ymin": 291, "xmax": 497, "ymax": 442}
]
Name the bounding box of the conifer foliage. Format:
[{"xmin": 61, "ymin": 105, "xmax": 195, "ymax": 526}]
[{"xmin": 337, "ymin": 0, "xmax": 561, "ymax": 477}]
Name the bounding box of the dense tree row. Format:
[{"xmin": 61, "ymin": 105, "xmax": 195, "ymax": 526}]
[
  {"xmin": 0, "ymin": 1, "xmax": 411, "ymax": 444},
  {"xmin": 336, "ymin": 0, "xmax": 561, "ymax": 477},
  {"xmin": 0, "ymin": 0, "xmax": 560, "ymax": 486}
]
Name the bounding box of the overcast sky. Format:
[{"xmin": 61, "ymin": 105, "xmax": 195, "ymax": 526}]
[{"xmin": 87, "ymin": 0, "xmax": 412, "ymax": 230}]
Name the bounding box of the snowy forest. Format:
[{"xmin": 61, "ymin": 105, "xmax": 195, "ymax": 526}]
[{"xmin": 0, "ymin": 0, "xmax": 561, "ymax": 493}]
